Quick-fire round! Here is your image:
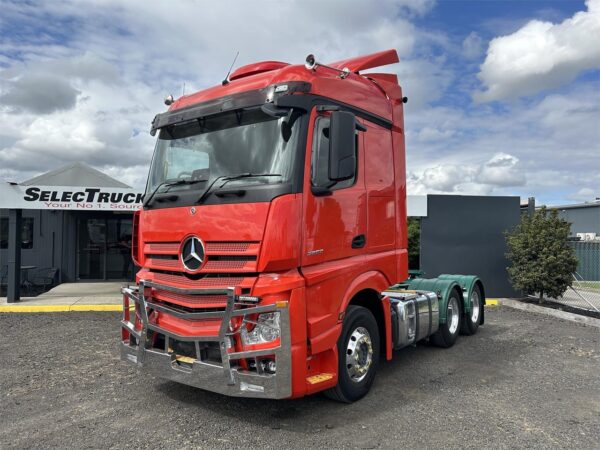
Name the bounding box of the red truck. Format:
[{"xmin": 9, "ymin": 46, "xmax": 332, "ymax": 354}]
[{"xmin": 120, "ymin": 49, "xmax": 486, "ymax": 402}]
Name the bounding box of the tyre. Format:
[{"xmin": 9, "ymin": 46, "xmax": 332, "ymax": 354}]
[
  {"xmin": 461, "ymin": 285, "xmax": 482, "ymax": 336},
  {"xmin": 325, "ymin": 305, "xmax": 380, "ymax": 403},
  {"xmin": 431, "ymin": 291, "xmax": 461, "ymax": 348}
]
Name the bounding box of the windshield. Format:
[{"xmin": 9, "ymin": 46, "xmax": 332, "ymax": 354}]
[{"xmin": 146, "ymin": 107, "xmax": 300, "ymax": 196}]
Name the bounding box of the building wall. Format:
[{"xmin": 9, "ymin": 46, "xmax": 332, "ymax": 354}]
[
  {"xmin": 0, "ymin": 209, "xmax": 71, "ymax": 282},
  {"xmin": 1, "ymin": 209, "xmax": 133, "ymax": 284},
  {"xmin": 554, "ymin": 205, "xmax": 600, "ymax": 236},
  {"xmin": 419, "ymin": 195, "xmax": 521, "ymax": 298}
]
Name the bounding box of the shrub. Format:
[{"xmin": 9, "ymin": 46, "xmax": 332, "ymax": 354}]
[{"xmin": 506, "ymin": 207, "xmax": 578, "ymax": 303}]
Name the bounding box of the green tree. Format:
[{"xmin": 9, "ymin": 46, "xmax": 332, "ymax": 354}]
[
  {"xmin": 505, "ymin": 207, "xmax": 578, "ymax": 303},
  {"xmin": 407, "ymin": 217, "xmax": 420, "ymax": 270}
]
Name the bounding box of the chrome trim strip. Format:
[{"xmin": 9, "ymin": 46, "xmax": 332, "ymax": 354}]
[
  {"xmin": 146, "ymin": 300, "xmax": 226, "ymax": 319},
  {"xmin": 144, "ymin": 280, "xmax": 229, "ymax": 296}
]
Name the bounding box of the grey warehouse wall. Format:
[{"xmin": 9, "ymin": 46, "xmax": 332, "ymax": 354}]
[
  {"xmin": 420, "ymin": 195, "xmax": 521, "ymax": 298},
  {"xmin": 555, "ymin": 206, "xmax": 600, "ymax": 236}
]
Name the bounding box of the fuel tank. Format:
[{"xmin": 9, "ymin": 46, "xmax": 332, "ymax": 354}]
[{"xmin": 382, "ymin": 290, "xmax": 440, "ymax": 349}]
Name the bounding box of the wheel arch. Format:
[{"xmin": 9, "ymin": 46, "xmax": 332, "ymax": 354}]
[
  {"xmin": 438, "ymin": 274, "xmax": 486, "ymax": 324},
  {"xmin": 339, "ymin": 271, "xmax": 391, "ymax": 360},
  {"xmin": 404, "ymin": 277, "xmax": 463, "ymax": 323}
]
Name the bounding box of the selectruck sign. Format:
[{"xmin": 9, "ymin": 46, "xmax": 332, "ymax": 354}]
[{"xmin": 0, "ymin": 183, "xmax": 143, "ymax": 211}]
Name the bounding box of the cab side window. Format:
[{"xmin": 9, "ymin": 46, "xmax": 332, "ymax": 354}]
[{"xmin": 311, "ymin": 117, "xmax": 357, "ymax": 190}]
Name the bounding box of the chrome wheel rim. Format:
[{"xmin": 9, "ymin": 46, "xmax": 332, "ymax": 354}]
[
  {"xmin": 447, "ymin": 297, "xmax": 459, "ymax": 334},
  {"xmin": 345, "ymin": 327, "xmax": 373, "ymax": 383},
  {"xmin": 470, "ymin": 290, "xmax": 480, "ymax": 323}
]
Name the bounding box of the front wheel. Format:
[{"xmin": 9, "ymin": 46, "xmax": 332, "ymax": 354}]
[
  {"xmin": 431, "ymin": 292, "xmax": 461, "ymax": 348},
  {"xmin": 325, "ymin": 305, "xmax": 380, "ymax": 403}
]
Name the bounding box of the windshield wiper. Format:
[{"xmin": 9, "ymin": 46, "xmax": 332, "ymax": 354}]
[
  {"xmin": 143, "ymin": 178, "xmax": 207, "ymax": 207},
  {"xmin": 197, "ymin": 173, "xmax": 282, "ymax": 204}
]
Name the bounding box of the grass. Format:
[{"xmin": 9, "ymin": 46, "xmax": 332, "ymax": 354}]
[{"xmin": 574, "ymin": 280, "xmax": 600, "ymax": 292}]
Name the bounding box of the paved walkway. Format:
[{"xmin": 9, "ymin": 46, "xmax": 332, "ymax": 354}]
[{"xmin": 0, "ymin": 282, "xmax": 124, "ymax": 311}]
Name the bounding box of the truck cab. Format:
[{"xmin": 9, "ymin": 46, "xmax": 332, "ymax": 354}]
[{"xmin": 120, "ymin": 50, "xmax": 484, "ymax": 402}]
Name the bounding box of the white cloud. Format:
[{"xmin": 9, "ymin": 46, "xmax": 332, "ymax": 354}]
[
  {"xmin": 415, "ymin": 126, "xmax": 455, "ymax": 142},
  {"xmin": 568, "ymin": 187, "xmax": 597, "ymax": 202},
  {"xmin": 475, "ymin": 0, "xmax": 600, "ymax": 101},
  {"xmin": 407, "ymin": 152, "xmax": 523, "ymax": 195},
  {"xmin": 462, "ymin": 31, "xmax": 484, "ymax": 60},
  {"xmin": 406, "ymin": 82, "xmax": 600, "ymax": 203},
  {"xmin": 477, "ymin": 153, "xmax": 524, "ymax": 187}
]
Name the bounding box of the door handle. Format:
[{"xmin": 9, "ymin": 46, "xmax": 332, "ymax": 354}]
[{"xmin": 352, "ymin": 234, "xmax": 366, "ymax": 249}]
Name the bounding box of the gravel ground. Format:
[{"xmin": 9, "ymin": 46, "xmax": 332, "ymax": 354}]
[{"xmin": 0, "ymin": 307, "xmax": 599, "ymax": 449}]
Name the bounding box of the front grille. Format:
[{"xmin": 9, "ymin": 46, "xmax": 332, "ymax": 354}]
[
  {"xmin": 152, "ymin": 272, "xmax": 247, "ymax": 288},
  {"xmin": 152, "ymin": 289, "xmax": 228, "ymax": 308},
  {"xmin": 204, "ymin": 260, "xmax": 253, "ymax": 270},
  {"xmin": 146, "ymin": 242, "xmax": 179, "ymax": 253},
  {"xmin": 206, "ymin": 241, "xmax": 255, "ymax": 252},
  {"xmin": 143, "ymin": 240, "xmax": 259, "ymax": 273},
  {"xmin": 146, "ymin": 258, "xmax": 179, "ymax": 270}
]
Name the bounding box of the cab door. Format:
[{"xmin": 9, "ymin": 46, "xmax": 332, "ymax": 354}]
[{"xmin": 301, "ymin": 109, "xmax": 367, "ymax": 267}]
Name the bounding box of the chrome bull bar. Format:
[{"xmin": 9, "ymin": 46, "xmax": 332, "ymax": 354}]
[{"xmin": 120, "ymin": 280, "xmax": 292, "ymax": 398}]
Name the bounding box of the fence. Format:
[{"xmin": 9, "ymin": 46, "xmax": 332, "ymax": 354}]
[{"xmin": 547, "ymin": 241, "xmax": 600, "ymax": 313}]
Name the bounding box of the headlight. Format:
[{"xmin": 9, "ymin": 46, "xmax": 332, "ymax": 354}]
[{"xmin": 241, "ymin": 312, "xmax": 280, "ymax": 345}]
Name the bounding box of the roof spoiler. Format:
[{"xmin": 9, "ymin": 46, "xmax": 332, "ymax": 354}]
[{"xmin": 328, "ymin": 49, "xmax": 399, "ymax": 73}]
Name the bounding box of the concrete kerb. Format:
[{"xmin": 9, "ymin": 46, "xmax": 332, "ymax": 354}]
[
  {"xmin": 498, "ymin": 298, "xmax": 600, "ymax": 329},
  {"xmin": 0, "ymin": 281, "xmax": 123, "ymax": 313}
]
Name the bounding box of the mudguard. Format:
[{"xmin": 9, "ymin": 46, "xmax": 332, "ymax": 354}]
[{"xmin": 438, "ymin": 274, "xmax": 486, "ymax": 325}]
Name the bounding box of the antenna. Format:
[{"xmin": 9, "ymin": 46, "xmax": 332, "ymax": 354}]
[
  {"xmin": 222, "ymin": 51, "xmax": 239, "ymax": 86},
  {"xmin": 182, "ymin": 82, "xmax": 186, "ymax": 96}
]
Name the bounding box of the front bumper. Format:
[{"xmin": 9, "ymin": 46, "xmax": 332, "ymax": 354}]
[{"xmin": 120, "ymin": 281, "xmax": 292, "ymax": 399}]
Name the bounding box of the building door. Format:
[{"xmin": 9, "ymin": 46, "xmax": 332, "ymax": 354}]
[{"xmin": 77, "ymin": 216, "xmax": 133, "ymax": 280}]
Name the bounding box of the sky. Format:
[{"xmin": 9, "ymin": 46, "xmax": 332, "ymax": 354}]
[{"xmin": 0, "ymin": 0, "xmax": 598, "ymax": 205}]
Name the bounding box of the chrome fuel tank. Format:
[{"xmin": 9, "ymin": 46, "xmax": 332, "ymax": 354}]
[{"xmin": 383, "ymin": 290, "xmax": 440, "ymax": 349}]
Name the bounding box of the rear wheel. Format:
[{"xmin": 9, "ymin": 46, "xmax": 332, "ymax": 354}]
[
  {"xmin": 461, "ymin": 285, "xmax": 482, "ymax": 335},
  {"xmin": 431, "ymin": 292, "xmax": 461, "ymax": 348},
  {"xmin": 325, "ymin": 305, "xmax": 380, "ymax": 403}
]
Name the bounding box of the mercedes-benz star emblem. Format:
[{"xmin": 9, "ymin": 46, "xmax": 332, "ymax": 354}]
[{"xmin": 181, "ymin": 236, "xmax": 205, "ymax": 272}]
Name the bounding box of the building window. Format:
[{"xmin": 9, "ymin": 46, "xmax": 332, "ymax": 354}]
[{"xmin": 0, "ymin": 217, "xmax": 34, "ymax": 249}]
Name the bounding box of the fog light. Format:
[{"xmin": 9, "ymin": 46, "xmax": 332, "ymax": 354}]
[
  {"xmin": 258, "ymin": 359, "xmax": 276, "ymax": 374},
  {"xmin": 265, "ymin": 360, "xmax": 276, "ymax": 374}
]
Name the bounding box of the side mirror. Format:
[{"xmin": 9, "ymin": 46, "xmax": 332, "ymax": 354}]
[{"xmin": 329, "ymin": 111, "xmax": 357, "ymax": 181}]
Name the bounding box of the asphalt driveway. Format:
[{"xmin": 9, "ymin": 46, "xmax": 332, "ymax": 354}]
[{"xmin": 0, "ymin": 306, "xmax": 598, "ymax": 449}]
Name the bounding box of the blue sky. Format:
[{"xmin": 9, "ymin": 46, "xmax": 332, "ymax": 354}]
[{"xmin": 0, "ymin": 0, "xmax": 598, "ymax": 205}]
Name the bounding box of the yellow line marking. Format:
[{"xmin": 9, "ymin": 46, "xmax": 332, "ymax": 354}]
[
  {"xmin": 486, "ymin": 299, "xmax": 499, "ymax": 306},
  {"xmin": 70, "ymin": 304, "xmax": 122, "ymax": 312},
  {"xmin": 0, "ymin": 304, "xmax": 121, "ymax": 313}
]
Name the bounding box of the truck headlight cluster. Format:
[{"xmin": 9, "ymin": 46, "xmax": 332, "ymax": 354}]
[{"xmin": 241, "ymin": 312, "xmax": 280, "ymax": 345}]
